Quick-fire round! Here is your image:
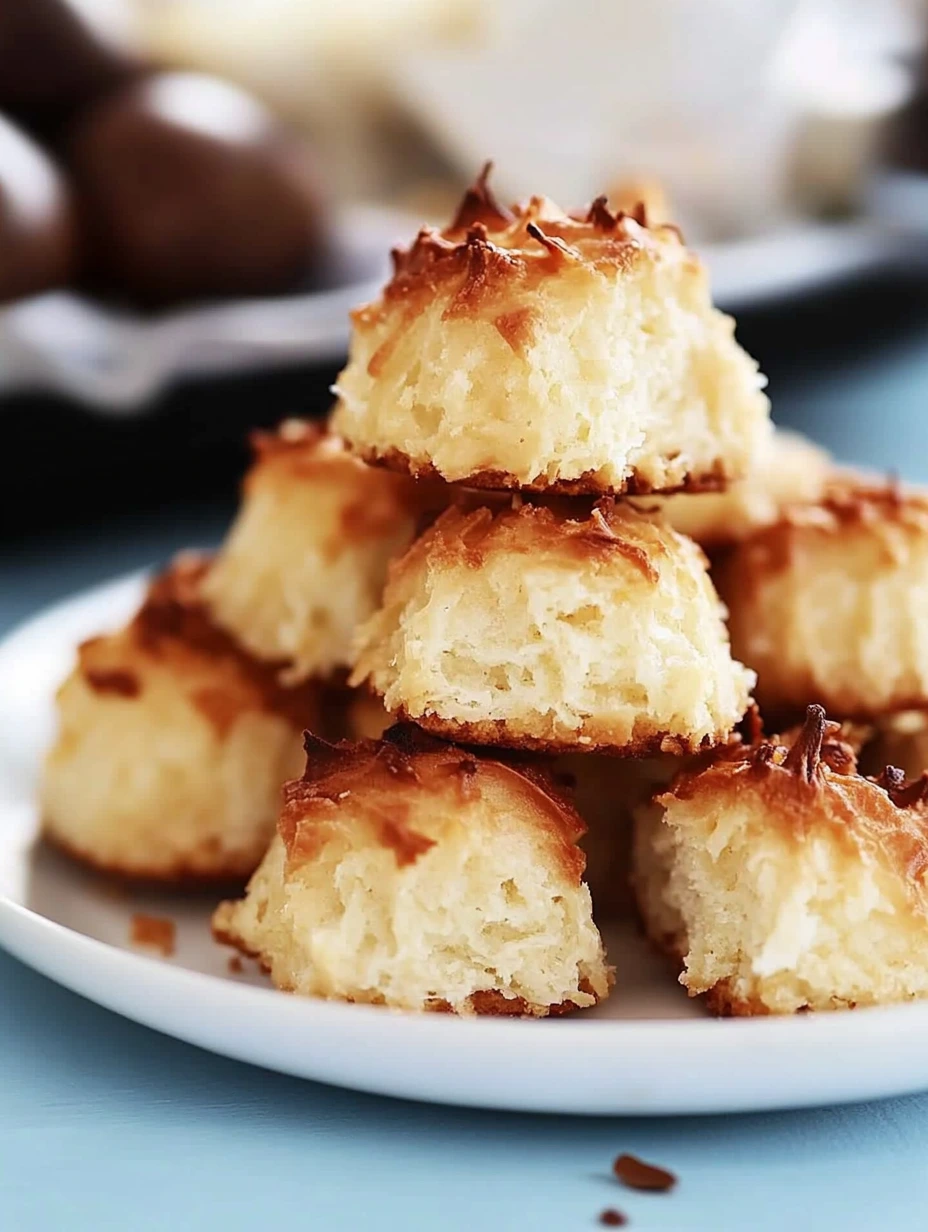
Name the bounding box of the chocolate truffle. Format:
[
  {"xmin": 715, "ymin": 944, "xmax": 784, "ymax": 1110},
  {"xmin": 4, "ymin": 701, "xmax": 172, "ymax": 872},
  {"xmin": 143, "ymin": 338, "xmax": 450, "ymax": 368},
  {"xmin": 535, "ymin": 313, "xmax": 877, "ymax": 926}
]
[
  {"xmin": 66, "ymin": 72, "xmax": 327, "ymax": 305},
  {"xmin": 0, "ymin": 115, "xmax": 76, "ymax": 302},
  {"xmin": 0, "ymin": 0, "xmax": 140, "ymax": 140}
]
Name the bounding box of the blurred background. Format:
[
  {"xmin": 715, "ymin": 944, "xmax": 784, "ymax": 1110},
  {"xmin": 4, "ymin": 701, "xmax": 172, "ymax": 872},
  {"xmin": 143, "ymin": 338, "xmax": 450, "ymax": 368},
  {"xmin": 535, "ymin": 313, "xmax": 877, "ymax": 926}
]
[{"xmin": 3, "ymin": 0, "xmax": 928, "ymax": 566}]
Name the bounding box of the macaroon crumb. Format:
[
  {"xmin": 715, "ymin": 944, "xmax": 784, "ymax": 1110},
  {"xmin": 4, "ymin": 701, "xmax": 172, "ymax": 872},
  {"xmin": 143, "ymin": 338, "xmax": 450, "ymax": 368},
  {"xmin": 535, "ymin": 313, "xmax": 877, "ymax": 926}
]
[
  {"xmin": 613, "ymin": 1154, "xmax": 676, "ymax": 1192},
  {"xmin": 599, "ymin": 1209, "xmax": 628, "ymax": 1226},
  {"xmin": 130, "ymin": 913, "xmax": 176, "ymax": 957}
]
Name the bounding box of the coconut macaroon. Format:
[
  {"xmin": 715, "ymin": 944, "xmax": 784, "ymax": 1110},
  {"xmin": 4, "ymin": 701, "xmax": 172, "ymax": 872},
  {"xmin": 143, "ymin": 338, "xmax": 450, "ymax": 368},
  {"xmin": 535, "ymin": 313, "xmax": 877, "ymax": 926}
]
[
  {"xmin": 640, "ymin": 428, "xmax": 832, "ymax": 551},
  {"xmin": 333, "ymin": 167, "xmax": 770, "ymax": 495},
  {"xmin": 715, "ymin": 480, "xmax": 928, "ymax": 721},
  {"xmin": 213, "ymin": 726, "xmax": 612, "ymax": 1015},
  {"xmin": 201, "ymin": 422, "xmax": 440, "ymax": 683},
  {"xmin": 352, "ymin": 498, "xmax": 755, "ymax": 755},
  {"xmin": 634, "ymin": 705, "xmax": 928, "ymax": 1015},
  {"xmin": 41, "ymin": 557, "xmax": 320, "ymax": 882}
]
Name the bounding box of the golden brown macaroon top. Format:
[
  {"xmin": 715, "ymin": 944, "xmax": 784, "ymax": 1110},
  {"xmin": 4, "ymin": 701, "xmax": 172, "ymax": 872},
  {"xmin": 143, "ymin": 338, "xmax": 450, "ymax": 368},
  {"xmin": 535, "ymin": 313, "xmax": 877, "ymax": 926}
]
[
  {"xmin": 663, "ymin": 705, "xmax": 928, "ymax": 899},
  {"xmin": 278, "ymin": 723, "xmax": 588, "ymax": 881},
  {"xmin": 351, "ymin": 163, "xmax": 689, "ymax": 334},
  {"xmin": 78, "ymin": 555, "xmax": 319, "ymax": 735},
  {"xmin": 785, "ymin": 477, "xmax": 928, "ymax": 529},
  {"xmin": 242, "ymin": 419, "xmax": 447, "ymax": 549},
  {"xmin": 390, "ymin": 497, "xmax": 683, "ymax": 587},
  {"xmin": 724, "ymin": 475, "xmax": 928, "ymax": 581},
  {"xmin": 742, "ymin": 477, "xmax": 928, "ymax": 561}
]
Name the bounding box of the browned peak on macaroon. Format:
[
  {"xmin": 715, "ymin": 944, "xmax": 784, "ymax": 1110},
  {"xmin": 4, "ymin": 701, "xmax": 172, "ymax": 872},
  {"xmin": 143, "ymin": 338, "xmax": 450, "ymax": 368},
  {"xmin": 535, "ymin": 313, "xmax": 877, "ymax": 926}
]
[
  {"xmin": 363, "ymin": 164, "xmax": 690, "ymax": 329},
  {"xmin": 782, "ymin": 703, "xmax": 828, "ymax": 781},
  {"xmin": 447, "ymin": 163, "xmax": 672, "ymax": 243},
  {"xmin": 447, "ymin": 160, "xmax": 513, "ymax": 234},
  {"xmin": 374, "ymin": 189, "xmax": 680, "ymax": 315},
  {"xmin": 671, "ymin": 704, "xmax": 858, "ymax": 791},
  {"xmin": 873, "ymin": 766, "xmax": 928, "ymax": 812},
  {"xmin": 279, "ymin": 723, "xmax": 588, "ymax": 877},
  {"xmin": 661, "ymin": 703, "xmax": 928, "ymax": 894}
]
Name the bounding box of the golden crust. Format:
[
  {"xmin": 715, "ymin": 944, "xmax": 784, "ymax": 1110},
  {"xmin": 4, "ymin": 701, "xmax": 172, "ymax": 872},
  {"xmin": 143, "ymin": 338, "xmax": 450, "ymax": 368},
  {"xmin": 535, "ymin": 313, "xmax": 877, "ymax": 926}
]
[
  {"xmin": 726, "ymin": 477, "xmax": 928, "ymax": 568},
  {"xmin": 662, "ymin": 704, "xmax": 928, "ymax": 846},
  {"xmin": 280, "ymin": 724, "xmax": 588, "ymax": 887},
  {"xmin": 356, "ymin": 174, "xmax": 687, "ymax": 332},
  {"xmin": 780, "ymin": 476, "xmax": 928, "ymax": 534},
  {"xmin": 212, "ymin": 722, "xmax": 612, "ymax": 1016},
  {"xmin": 353, "ymin": 444, "xmax": 733, "ymax": 498},
  {"xmin": 385, "ymin": 498, "xmax": 699, "ymax": 592},
  {"xmin": 397, "ymin": 708, "xmax": 722, "ymax": 758}
]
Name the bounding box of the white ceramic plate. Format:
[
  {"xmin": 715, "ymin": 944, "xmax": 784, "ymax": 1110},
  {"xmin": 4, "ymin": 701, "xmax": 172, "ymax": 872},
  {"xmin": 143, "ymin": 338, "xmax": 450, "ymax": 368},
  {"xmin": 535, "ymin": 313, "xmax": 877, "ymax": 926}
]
[{"xmin": 5, "ymin": 575, "xmax": 928, "ymax": 1116}]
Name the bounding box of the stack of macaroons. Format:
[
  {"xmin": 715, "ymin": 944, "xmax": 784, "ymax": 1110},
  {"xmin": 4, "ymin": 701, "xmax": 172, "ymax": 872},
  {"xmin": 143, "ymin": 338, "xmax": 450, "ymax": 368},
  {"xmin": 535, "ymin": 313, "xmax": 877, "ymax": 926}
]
[
  {"xmin": 48, "ymin": 167, "xmax": 928, "ymax": 1021},
  {"xmin": 217, "ymin": 167, "xmax": 778, "ymax": 1016}
]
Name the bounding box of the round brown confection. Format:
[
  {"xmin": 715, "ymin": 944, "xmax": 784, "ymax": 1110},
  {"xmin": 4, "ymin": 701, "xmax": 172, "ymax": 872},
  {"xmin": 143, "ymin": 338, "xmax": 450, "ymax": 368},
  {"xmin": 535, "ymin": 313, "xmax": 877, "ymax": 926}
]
[
  {"xmin": 634, "ymin": 704, "xmax": 928, "ymax": 1015},
  {"xmin": 65, "ymin": 72, "xmax": 327, "ymax": 305},
  {"xmin": 0, "ymin": 115, "xmax": 77, "ymax": 302},
  {"xmin": 0, "ymin": 0, "xmax": 141, "ymax": 140},
  {"xmin": 715, "ymin": 478, "xmax": 928, "ymax": 723},
  {"xmin": 213, "ymin": 724, "xmax": 612, "ymax": 1015}
]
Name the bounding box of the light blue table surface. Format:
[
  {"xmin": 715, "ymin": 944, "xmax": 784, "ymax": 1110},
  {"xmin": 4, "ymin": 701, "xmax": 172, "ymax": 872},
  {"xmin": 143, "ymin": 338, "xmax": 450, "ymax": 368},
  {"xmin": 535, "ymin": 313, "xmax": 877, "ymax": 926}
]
[{"xmin": 5, "ymin": 304, "xmax": 928, "ymax": 1232}]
